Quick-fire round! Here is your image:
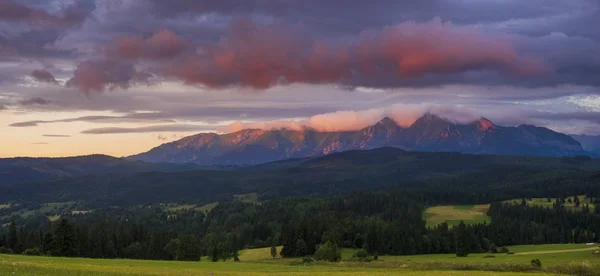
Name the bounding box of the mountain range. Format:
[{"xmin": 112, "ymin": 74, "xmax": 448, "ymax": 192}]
[{"xmin": 129, "ymin": 114, "xmax": 588, "ymax": 165}]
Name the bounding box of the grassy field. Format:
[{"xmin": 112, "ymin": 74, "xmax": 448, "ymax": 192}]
[
  {"xmin": 0, "ymin": 254, "xmax": 566, "ymax": 276},
  {"xmin": 424, "ymin": 204, "xmax": 490, "ymax": 227},
  {"xmin": 2, "ymin": 244, "xmax": 598, "ymax": 275},
  {"xmin": 423, "ymin": 195, "xmax": 597, "ymax": 228},
  {"xmin": 340, "ymin": 243, "xmax": 598, "ymax": 264}
]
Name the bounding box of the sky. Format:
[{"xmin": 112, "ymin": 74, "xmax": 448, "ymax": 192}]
[{"xmin": 1, "ymin": 0, "xmax": 600, "ymax": 157}]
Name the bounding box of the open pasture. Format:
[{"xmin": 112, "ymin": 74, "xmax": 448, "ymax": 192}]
[
  {"xmin": 424, "ymin": 204, "xmax": 490, "ymax": 227},
  {"xmin": 3, "ymin": 244, "xmax": 596, "ymax": 276}
]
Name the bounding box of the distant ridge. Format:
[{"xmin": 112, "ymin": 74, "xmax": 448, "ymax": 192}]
[{"xmin": 129, "ymin": 114, "xmax": 587, "ymax": 165}]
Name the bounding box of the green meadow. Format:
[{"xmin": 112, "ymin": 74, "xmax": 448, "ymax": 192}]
[
  {"xmin": 424, "ymin": 204, "xmax": 491, "ymax": 227},
  {"xmin": 423, "ymin": 195, "xmax": 598, "ymax": 228},
  {"xmin": 1, "ymin": 244, "xmax": 599, "ymax": 276}
]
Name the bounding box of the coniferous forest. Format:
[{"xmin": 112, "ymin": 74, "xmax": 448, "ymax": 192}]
[{"xmin": 1, "ymin": 191, "xmax": 600, "ymax": 261}]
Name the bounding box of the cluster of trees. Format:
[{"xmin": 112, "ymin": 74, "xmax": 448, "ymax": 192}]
[
  {"xmin": 486, "ymin": 202, "xmax": 600, "ymax": 245},
  {"xmin": 1, "ymin": 191, "xmax": 600, "ymax": 261},
  {"xmin": 0, "ymin": 211, "xmax": 239, "ymax": 261}
]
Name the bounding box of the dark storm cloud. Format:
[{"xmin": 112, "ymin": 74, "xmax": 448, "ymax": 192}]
[
  {"xmin": 30, "ymin": 69, "xmax": 59, "ymax": 84},
  {"xmin": 0, "ymin": 0, "xmax": 89, "ymax": 27},
  {"xmin": 0, "ymin": 0, "xmax": 95, "ymax": 59},
  {"xmin": 19, "ymin": 97, "xmax": 51, "ymax": 105},
  {"xmin": 58, "ymin": 0, "xmax": 598, "ymax": 91},
  {"xmin": 0, "ymin": 0, "xmax": 597, "ymax": 92},
  {"xmin": 144, "ymin": 0, "xmax": 575, "ymax": 33},
  {"xmin": 66, "ymin": 60, "xmax": 154, "ymax": 93}
]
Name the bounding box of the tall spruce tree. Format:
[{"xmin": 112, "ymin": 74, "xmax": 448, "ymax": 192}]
[
  {"xmin": 177, "ymin": 234, "xmax": 199, "ymax": 261},
  {"xmin": 53, "ymin": 219, "xmax": 78, "ymax": 257},
  {"xmin": 270, "ymin": 244, "xmax": 277, "ymax": 258},
  {"xmin": 455, "ymin": 221, "xmax": 469, "ymax": 257},
  {"xmin": 7, "ymin": 221, "xmax": 18, "ymax": 252}
]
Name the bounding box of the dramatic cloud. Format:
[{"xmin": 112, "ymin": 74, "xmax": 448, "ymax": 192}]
[
  {"xmin": 66, "ymin": 60, "xmax": 154, "ymax": 93},
  {"xmin": 3, "ymin": 0, "xmax": 600, "ymax": 157},
  {"xmin": 19, "ymin": 97, "xmax": 51, "ymax": 105},
  {"xmin": 107, "ymin": 29, "xmax": 190, "ymax": 61},
  {"xmin": 169, "ymin": 18, "xmax": 548, "ymax": 89},
  {"xmin": 81, "ymin": 124, "xmax": 218, "ymax": 134},
  {"xmin": 66, "ymin": 29, "xmax": 189, "ymax": 93},
  {"xmin": 0, "ymin": 0, "xmax": 88, "ymax": 27},
  {"xmin": 30, "ymin": 69, "xmax": 59, "ymax": 84}
]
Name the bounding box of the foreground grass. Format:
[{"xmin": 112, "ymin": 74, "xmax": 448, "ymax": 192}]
[
  {"xmin": 2, "ymin": 244, "xmax": 599, "ymax": 276},
  {"xmin": 339, "ymin": 243, "xmax": 598, "ymax": 266},
  {"xmin": 0, "ymin": 254, "xmax": 555, "ymax": 276},
  {"xmin": 506, "ymin": 244, "xmax": 593, "ymax": 253}
]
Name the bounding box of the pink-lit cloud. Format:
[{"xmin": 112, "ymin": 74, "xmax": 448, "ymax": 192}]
[
  {"xmin": 169, "ymin": 17, "xmax": 550, "ymax": 89},
  {"xmin": 66, "ymin": 17, "xmax": 551, "ymax": 93},
  {"xmin": 219, "ymin": 104, "xmax": 481, "ymax": 133},
  {"xmin": 66, "ymin": 60, "xmax": 153, "ymax": 93},
  {"xmin": 107, "ymin": 29, "xmax": 190, "ymax": 61}
]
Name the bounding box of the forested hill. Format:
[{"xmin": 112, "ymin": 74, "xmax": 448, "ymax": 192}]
[
  {"xmin": 3, "ymin": 148, "xmax": 600, "ymax": 209},
  {"xmin": 2, "ymin": 148, "xmax": 600, "ymax": 262},
  {"xmin": 0, "ymin": 154, "xmax": 202, "ymax": 186}
]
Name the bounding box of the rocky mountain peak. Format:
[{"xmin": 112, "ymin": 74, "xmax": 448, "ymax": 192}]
[
  {"xmin": 412, "ymin": 113, "xmax": 447, "ymax": 126},
  {"xmin": 475, "ymin": 117, "xmax": 494, "ymax": 131},
  {"xmin": 375, "ymin": 116, "xmax": 399, "ymax": 128}
]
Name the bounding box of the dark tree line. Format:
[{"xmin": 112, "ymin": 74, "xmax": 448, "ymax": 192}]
[{"xmin": 1, "ymin": 191, "xmax": 600, "ymax": 261}]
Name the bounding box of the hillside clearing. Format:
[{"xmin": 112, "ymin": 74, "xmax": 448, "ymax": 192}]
[{"xmin": 424, "ymin": 204, "xmax": 490, "ymax": 227}]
